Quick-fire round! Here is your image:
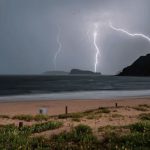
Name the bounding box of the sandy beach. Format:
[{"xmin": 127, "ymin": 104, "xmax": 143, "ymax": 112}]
[
  {"xmin": 0, "ymin": 97, "xmax": 150, "ymax": 116},
  {"xmin": 0, "ymin": 97, "xmax": 150, "ymax": 139}
]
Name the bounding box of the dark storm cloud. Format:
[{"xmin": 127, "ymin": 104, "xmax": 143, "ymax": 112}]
[{"xmin": 0, "ymin": 0, "xmax": 150, "ymax": 74}]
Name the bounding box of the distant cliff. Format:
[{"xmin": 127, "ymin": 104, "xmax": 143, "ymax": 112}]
[
  {"xmin": 70, "ymin": 69, "xmax": 101, "ymax": 75},
  {"xmin": 119, "ymin": 54, "xmax": 150, "ymax": 76}
]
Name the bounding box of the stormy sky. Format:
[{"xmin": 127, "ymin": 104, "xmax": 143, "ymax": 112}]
[{"xmin": 0, "ymin": 0, "xmax": 150, "ymax": 75}]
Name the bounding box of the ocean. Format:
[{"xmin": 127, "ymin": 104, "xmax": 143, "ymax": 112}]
[{"xmin": 0, "ymin": 75, "xmax": 150, "ymax": 100}]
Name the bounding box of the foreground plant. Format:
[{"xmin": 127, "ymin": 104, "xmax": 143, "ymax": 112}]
[
  {"xmin": 12, "ymin": 114, "xmax": 50, "ymax": 122},
  {"xmin": 0, "ymin": 121, "xmax": 150, "ymax": 149},
  {"xmin": 101, "ymin": 121, "xmax": 150, "ymax": 150},
  {"xmin": 21, "ymin": 121, "xmax": 63, "ymax": 133}
]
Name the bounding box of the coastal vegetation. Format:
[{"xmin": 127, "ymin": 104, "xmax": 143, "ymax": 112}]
[
  {"xmin": 0, "ymin": 121, "xmax": 150, "ymax": 149},
  {"xmin": 12, "ymin": 114, "xmax": 50, "ymax": 122},
  {"xmin": 0, "ymin": 104, "xmax": 150, "ymax": 149}
]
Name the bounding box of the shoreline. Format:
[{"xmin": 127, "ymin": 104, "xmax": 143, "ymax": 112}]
[{"xmin": 0, "ymin": 89, "xmax": 150, "ymax": 102}]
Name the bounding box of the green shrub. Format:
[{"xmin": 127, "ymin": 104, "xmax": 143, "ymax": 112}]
[
  {"xmin": 74, "ymin": 124, "xmax": 92, "ymax": 135},
  {"xmin": 0, "ymin": 119, "xmax": 150, "ymax": 149},
  {"xmin": 86, "ymin": 115, "xmax": 95, "ymax": 119},
  {"xmin": 13, "ymin": 114, "xmax": 50, "ymax": 122},
  {"xmin": 139, "ymin": 113, "xmax": 150, "ymax": 121},
  {"xmin": 98, "ymin": 125, "xmax": 117, "ymax": 132},
  {"xmin": 83, "ymin": 109, "xmax": 95, "ymax": 114},
  {"xmin": 22, "ymin": 121, "xmax": 63, "ymax": 133},
  {"xmin": 58, "ymin": 114, "xmax": 68, "ymax": 119},
  {"xmin": 133, "ymin": 106, "xmax": 148, "ymax": 111},
  {"xmin": 0, "ymin": 121, "xmax": 63, "ymax": 149},
  {"xmin": 138, "ymin": 104, "xmax": 150, "ymax": 108},
  {"xmin": 0, "ymin": 124, "xmax": 30, "ymax": 149},
  {"xmin": 31, "ymin": 121, "xmax": 63, "ymax": 133},
  {"xmin": 12, "ymin": 114, "xmax": 33, "ymax": 122},
  {"xmin": 0, "ymin": 115, "xmax": 10, "ymax": 119},
  {"xmin": 72, "ymin": 118, "xmax": 80, "ymax": 122},
  {"xmin": 98, "ymin": 107, "xmax": 111, "ymax": 113},
  {"xmin": 103, "ymin": 131, "xmax": 150, "ymax": 150},
  {"xmin": 51, "ymin": 124, "xmax": 99, "ymax": 149},
  {"xmin": 29, "ymin": 136, "xmax": 50, "ymax": 149},
  {"xmin": 34, "ymin": 114, "xmax": 49, "ymax": 121},
  {"xmin": 129, "ymin": 121, "xmax": 150, "ymax": 133},
  {"xmin": 51, "ymin": 131, "xmax": 72, "ymax": 143},
  {"xmin": 58, "ymin": 113, "xmax": 83, "ymax": 119},
  {"xmin": 111, "ymin": 114, "xmax": 124, "ymax": 118}
]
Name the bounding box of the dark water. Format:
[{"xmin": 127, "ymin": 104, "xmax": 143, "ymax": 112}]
[{"xmin": 0, "ymin": 75, "xmax": 150, "ymax": 96}]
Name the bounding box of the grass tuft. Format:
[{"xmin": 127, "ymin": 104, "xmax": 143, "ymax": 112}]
[
  {"xmin": 12, "ymin": 114, "xmax": 50, "ymax": 122},
  {"xmin": 0, "ymin": 115, "xmax": 10, "ymax": 119},
  {"xmin": 138, "ymin": 113, "xmax": 150, "ymax": 121},
  {"xmin": 72, "ymin": 118, "xmax": 81, "ymax": 122},
  {"xmin": 58, "ymin": 113, "xmax": 83, "ymax": 119},
  {"xmin": 138, "ymin": 104, "xmax": 150, "ymax": 108},
  {"xmin": 111, "ymin": 113, "xmax": 124, "ymax": 118},
  {"xmin": 98, "ymin": 107, "xmax": 111, "ymax": 113},
  {"xmin": 133, "ymin": 106, "xmax": 148, "ymax": 111},
  {"xmin": 34, "ymin": 114, "xmax": 49, "ymax": 121},
  {"xmin": 12, "ymin": 114, "xmax": 33, "ymax": 122}
]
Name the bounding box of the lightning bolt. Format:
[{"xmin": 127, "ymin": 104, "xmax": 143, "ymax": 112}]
[
  {"xmin": 53, "ymin": 27, "xmax": 62, "ymax": 70},
  {"xmin": 109, "ymin": 21, "xmax": 150, "ymax": 42},
  {"xmin": 93, "ymin": 24, "xmax": 100, "ymax": 72}
]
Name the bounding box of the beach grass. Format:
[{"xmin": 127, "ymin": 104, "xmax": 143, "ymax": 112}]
[
  {"xmin": 0, "ymin": 121, "xmax": 149, "ymax": 149},
  {"xmin": 0, "ymin": 115, "xmax": 10, "ymax": 119},
  {"xmin": 12, "ymin": 114, "xmax": 50, "ymax": 122},
  {"xmin": 133, "ymin": 106, "xmax": 149, "ymax": 111},
  {"xmin": 22, "ymin": 121, "xmax": 63, "ymax": 133},
  {"xmin": 0, "ymin": 101, "xmax": 150, "ymax": 149},
  {"xmin": 138, "ymin": 113, "xmax": 150, "ymax": 121},
  {"xmin": 97, "ymin": 107, "xmax": 111, "ymax": 113}
]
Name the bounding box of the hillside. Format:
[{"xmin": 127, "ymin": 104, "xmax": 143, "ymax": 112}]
[{"xmin": 119, "ymin": 54, "xmax": 150, "ymax": 76}]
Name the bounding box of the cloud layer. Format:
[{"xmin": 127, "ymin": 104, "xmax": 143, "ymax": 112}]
[{"xmin": 0, "ymin": 0, "xmax": 150, "ymax": 74}]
